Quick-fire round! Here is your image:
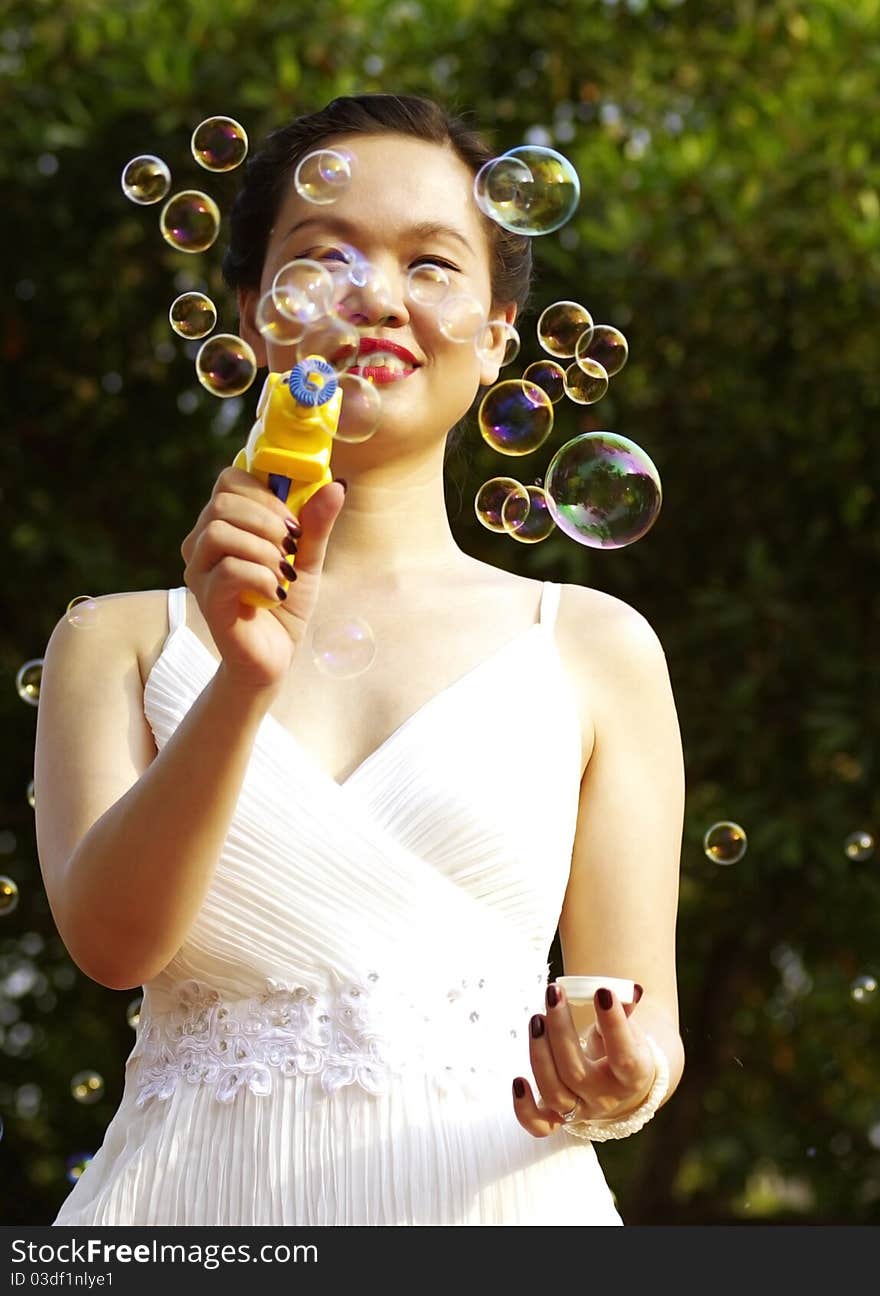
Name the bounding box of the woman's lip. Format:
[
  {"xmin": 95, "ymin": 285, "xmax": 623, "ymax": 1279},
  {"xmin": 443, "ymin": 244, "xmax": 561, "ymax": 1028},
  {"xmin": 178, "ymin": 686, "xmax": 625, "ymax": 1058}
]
[
  {"xmin": 357, "ymin": 338, "xmax": 420, "ymax": 364},
  {"xmin": 349, "ymin": 364, "xmax": 416, "ymax": 383}
]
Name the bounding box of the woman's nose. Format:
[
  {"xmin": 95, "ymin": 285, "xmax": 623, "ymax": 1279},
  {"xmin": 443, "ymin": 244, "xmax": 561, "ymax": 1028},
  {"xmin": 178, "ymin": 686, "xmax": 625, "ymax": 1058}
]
[{"xmin": 335, "ymin": 261, "xmax": 410, "ymax": 328}]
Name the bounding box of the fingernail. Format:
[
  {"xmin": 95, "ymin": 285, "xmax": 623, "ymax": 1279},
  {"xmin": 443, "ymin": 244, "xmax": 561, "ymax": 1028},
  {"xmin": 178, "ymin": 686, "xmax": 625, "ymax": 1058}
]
[
  {"xmin": 333, "ymin": 477, "xmax": 348, "ymax": 494},
  {"xmin": 530, "ymin": 1014, "xmax": 545, "ymax": 1039},
  {"xmin": 275, "ymin": 585, "xmax": 287, "ymax": 602},
  {"xmin": 546, "ymin": 984, "xmax": 560, "ymax": 1009},
  {"xmin": 513, "ymin": 1078, "xmax": 526, "ymax": 1100},
  {"xmin": 634, "ymin": 984, "xmax": 644, "ymax": 1004},
  {"xmin": 596, "ymin": 988, "xmax": 613, "ymax": 1011},
  {"xmin": 282, "ymin": 535, "xmax": 298, "ymax": 556},
  {"xmin": 279, "ymin": 560, "xmax": 297, "ymax": 582},
  {"xmin": 284, "ymin": 516, "xmax": 302, "ymax": 538}
]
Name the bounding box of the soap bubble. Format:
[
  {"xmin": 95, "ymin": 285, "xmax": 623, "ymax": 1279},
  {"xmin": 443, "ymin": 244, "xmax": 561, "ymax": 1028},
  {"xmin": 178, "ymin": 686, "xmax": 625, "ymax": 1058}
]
[
  {"xmin": 195, "ymin": 334, "xmax": 257, "ymax": 397},
  {"xmin": 294, "ymin": 149, "xmax": 353, "ymax": 205},
  {"xmin": 169, "ymin": 291, "xmax": 217, "ymax": 340},
  {"xmin": 474, "ymin": 145, "xmax": 580, "ymax": 235},
  {"xmin": 333, "ymin": 260, "xmax": 393, "ymax": 325},
  {"xmin": 537, "ymin": 301, "xmax": 594, "ymax": 358},
  {"xmin": 160, "ymin": 191, "xmax": 221, "ymax": 253},
  {"xmin": 474, "ymin": 477, "xmax": 531, "ymax": 533},
  {"xmin": 702, "ymin": 821, "xmax": 748, "ymax": 865},
  {"xmin": 272, "ymin": 259, "xmax": 335, "ymax": 324},
  {"xmin": 70, "ymin": 1071, "xmax": 104, "ymax": 1105},
  {"xmin": 120, "ymin": 155, "xmax": 170, "ymax": 205},
  {"xmin": 311, "ymin": 616, "xmax": 376, "ymax": 679},
  {"xmin": 190, "ymin": 116, "xmax": 248, "ymax": 172},
  {"xmin": 26, "ymin": 780, "xmax": 35, "ymax": 809},
  {"xmin": 126, "ymin": 997, "xmax": 142, "ymax": 1029},
  {"xmin": 502, "ymin": 485, "xmax": 557, "ymax": 544},
  {"xmin": 523, "ymin": 360, "xmax": 566, "ymax": 403},
  {"xmin": 844, "ymin": 831, "xmax": 874, "ymax": 862},
  {"xmin": 850, "ymin": 975, "xmax": 877, "ymax": 1004},
  {"xmin": 475, "ymin": 321, "xmax": 521, "ymax": 367},
  {"xmin": 65, "ymin": 596, "xmax": 100, "ymax": 629},
  {"xmin": 294, "ymin": 315, "xmax": 361, "ymax": 377},
  {"xmin": 576, "ymin": 323, "xmax": 629, "ymax": 377},
  {"xmin": 66, "ymin": 1153, "xmax": 94, "ymax": 1184},
  {"xmin": 406, "ymin": 264, "xmax": 451, "ymax": 305},
  {"xmin": 0, "ymin": 877, "xmax": 19, "ymax": 916},
  {"xmin": 544, "ymin": 431, "xmax": 662, "ymax": 548},
  {"xmin": 478, "ymin": 380, "xmax": 554, "ymax": 455},
  {"xmin": 15, "ymin": 659, "xmax": 42, "ymax": 706},
  {"xmin": 255, "ymin": 290, "xmax": 307, "ymax": 345},
  {"xmin": 563, "ymin": 357, "xmax": 609, "ymax": 404},
  {"xmin": 335, "ymin": 373, "xmax": 383, "ymax": 443},
  {"xmin": 437, "ymin": 293, "xmax": 487, "ymax": 343}
]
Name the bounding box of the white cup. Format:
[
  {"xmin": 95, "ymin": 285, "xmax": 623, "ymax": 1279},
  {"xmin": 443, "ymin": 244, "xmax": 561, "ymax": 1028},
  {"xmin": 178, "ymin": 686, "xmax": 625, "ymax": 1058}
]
[{"xmin": 556, "ymin": 975, "xmax": 636, "ymax": 1006}]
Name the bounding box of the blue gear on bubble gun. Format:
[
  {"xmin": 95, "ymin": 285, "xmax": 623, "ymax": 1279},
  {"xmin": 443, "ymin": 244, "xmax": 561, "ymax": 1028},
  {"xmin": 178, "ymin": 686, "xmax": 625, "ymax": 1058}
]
[{"xmin": 232, "ymin": 354, "xmax": 342, "ymax": 608}]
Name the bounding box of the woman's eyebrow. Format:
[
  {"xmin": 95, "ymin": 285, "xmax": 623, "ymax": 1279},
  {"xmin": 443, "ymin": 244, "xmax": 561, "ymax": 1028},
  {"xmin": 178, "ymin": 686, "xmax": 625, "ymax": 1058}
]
[{"xmin": 280, "ymin": 215, "xmax": 475, "ymax": 255}]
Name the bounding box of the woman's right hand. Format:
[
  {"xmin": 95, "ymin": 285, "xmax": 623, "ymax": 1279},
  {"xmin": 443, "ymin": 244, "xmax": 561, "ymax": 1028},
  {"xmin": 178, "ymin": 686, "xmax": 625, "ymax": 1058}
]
[{"xmin": 180, "ymin": 467, "xmax": 347, "ymax": 693}]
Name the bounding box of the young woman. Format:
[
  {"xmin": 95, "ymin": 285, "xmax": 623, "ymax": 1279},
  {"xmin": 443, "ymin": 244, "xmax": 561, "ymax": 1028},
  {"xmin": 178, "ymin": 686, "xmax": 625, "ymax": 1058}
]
[{"xmin": 35, "ymin": 94, "xmax": 686, "ymax": 1225}]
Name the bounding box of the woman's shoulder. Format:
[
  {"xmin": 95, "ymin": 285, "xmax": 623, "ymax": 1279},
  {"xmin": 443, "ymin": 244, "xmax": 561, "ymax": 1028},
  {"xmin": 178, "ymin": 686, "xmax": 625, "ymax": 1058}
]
[{"xmin": 55, "ymin": 589, "xmax": 177, "ymax": 689}]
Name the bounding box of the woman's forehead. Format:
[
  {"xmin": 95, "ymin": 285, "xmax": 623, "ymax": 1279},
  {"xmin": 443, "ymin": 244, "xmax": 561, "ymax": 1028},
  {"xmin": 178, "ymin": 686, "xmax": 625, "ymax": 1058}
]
[{"xmin": 273, "ymin": 133, "xmax": 484, "ymax": 245}]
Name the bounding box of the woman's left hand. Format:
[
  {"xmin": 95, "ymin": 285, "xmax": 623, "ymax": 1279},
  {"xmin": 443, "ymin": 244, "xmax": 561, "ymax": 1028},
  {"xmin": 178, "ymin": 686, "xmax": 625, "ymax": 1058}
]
[{"xmin": 511, "ymin": 983, "xmax": 656, "ymax": 1137}]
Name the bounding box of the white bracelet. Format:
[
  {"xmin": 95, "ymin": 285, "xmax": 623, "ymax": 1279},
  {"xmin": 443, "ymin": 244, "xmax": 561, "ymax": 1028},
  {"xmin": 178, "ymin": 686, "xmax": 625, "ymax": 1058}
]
[{"xmin": 559, "ymin": 1034, "xmax": 670, "ymax": 1143}]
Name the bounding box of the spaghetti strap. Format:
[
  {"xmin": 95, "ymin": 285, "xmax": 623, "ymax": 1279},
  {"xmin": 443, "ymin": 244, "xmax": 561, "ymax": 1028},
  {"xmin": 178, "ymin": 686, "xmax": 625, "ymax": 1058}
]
[
  {"xmin": 167, "ymin": 586, "xmax": 188, "ymax": 636},
  {"xmin": 538, "ymin": 581, "xmax": 561, "ymax": 631}
]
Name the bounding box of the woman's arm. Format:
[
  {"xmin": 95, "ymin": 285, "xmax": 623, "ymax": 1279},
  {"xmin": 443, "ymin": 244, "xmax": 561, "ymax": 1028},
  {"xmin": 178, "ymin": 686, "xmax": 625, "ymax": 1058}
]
[
  {"xmin": 558, "ymin": 593, "xmax": 686, "ymax": 1102},
  {"xmin": 34, "ymin": 594, "xmax": 280, "ymax": 991}
]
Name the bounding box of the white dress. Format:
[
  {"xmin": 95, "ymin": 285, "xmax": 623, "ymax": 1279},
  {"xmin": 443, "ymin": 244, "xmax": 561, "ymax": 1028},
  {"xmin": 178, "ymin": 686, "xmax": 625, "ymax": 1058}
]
[{"xmin": 53, "ymin": 583, "xmax": 623, "ymax": 1226}]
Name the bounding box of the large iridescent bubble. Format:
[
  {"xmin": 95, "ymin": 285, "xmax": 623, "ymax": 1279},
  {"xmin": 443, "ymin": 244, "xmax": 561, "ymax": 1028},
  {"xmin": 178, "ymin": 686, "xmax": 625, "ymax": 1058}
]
[
  {"xmin": 474, "ymin": 146, "xmax": 580, "ymax": 235},
  {"xmin": 544, "ymin": 431, "xmax": 662, "ymax": 549}
]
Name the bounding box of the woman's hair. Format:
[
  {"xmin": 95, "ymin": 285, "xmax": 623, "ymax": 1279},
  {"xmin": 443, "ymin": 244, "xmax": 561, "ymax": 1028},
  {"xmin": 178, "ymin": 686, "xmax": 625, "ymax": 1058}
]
[
  {"xmin": 222, "ymin": 92, "xmax": 533, "ymax": 314},
  {"xmin": 222, "ymin": 93, "xmax": 533, "ymax": 506}
]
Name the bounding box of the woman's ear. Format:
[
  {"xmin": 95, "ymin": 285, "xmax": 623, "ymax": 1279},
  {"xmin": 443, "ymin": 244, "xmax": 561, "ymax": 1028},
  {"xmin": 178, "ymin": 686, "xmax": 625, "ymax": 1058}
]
[
  {"xmin": 477, "ymin": 301, "xmax": 519, "ymax": 388},
  {"xmin": 238, "ymin": 287, "xmax": 269, "ymax": 368}
]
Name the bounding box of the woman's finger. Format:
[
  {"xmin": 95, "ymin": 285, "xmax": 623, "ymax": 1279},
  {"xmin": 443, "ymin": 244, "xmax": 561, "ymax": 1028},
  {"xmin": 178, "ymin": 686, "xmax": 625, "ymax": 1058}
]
[
  {"xmin": 527, "ymin": 1014, "xmax": 581, "ymax": 1117},
  {"xmin": 511, "ymin": 1076, "xmax": 564, "ymax": 1138},
  {"xmin": 592, "ymin": 988, "xmax": 655, "ymax": 1096}
]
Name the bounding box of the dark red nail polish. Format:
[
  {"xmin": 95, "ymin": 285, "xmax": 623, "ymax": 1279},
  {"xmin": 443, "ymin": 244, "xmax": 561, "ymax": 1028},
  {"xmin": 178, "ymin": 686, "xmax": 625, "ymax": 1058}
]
[
  {"xmin": 513, "ymin": 1078, "xmax": 526, "ymax": 1100},
  {"xmin": 284, "ymin": 516, "xmax": 302, "ymax": 538},
  {"xmin": 546, "ymin": 984, "xmax": 560, "ymax": 1009},
  {"xmin": 596, "ymin": 988, "xmax": 613, "ymax": 1011},
  {"xmin": 279, "ymin": 560, "xmax": 297, "ymax": 581},
  {"xmin": 275, "ymin": 585, "xmax": 287, "ymax": 602},
  {"xmin": 282, "ymin": 535, "xmax": 298, "ymax": 556},
  {"xmin": 634, "ymin": 984, "xmax": 644, "ymax": 1004},
  {"xmin": 333, "ymin": 477, "xmax": 348, "ymax": 494},
  {"xmin": 530, "ymin": 1014, "xmax": 545, "ymax": 1039}
]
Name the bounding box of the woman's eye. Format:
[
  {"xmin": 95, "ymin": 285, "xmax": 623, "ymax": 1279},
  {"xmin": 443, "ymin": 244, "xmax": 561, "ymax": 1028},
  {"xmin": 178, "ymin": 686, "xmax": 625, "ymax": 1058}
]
[{"xmin": 412, "ymin": 257, "xmax": 458, "ymax": 272}]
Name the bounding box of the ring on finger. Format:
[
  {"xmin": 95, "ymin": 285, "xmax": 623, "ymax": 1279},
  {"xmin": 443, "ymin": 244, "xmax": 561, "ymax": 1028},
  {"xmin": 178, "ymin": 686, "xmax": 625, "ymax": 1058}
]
[{"xmin": 559, "ymin": 1099, "xmax": 581, "ymax": 1123}]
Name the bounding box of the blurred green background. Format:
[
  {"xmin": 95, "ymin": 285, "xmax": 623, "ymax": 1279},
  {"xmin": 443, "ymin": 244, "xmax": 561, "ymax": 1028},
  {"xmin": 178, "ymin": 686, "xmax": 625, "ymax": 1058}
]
[{"xmin": 1, "ymin": 0, "xmax": 878, "ymax": 1225}]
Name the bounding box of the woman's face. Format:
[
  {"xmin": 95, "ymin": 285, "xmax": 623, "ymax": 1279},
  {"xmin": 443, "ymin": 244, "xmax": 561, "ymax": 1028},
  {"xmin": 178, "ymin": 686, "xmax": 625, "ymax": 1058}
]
[{"xmin": 239, "ymin": 132, "xmax": 515, "ymax": 446}]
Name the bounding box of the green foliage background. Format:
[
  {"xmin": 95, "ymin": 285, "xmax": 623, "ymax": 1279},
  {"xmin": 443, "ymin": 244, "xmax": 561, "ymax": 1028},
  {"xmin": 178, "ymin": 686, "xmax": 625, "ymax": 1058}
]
[{"xmin": 1, "ymin": 0, "xmax": 878, "ymax": 1224}]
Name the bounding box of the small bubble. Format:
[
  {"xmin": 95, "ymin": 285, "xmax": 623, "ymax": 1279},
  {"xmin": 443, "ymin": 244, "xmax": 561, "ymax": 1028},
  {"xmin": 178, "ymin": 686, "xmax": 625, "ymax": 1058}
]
[
  {"xmin": 474, "ymin": 477, "xmax": 530, "ymax": 533},
  {"xmin": 702, "ymin": 821, "xmax": 748, "ymax": 865},
  {"xmin": 15, "ymin": 659, "xmax": 42, "ymax": 706},
  {"xmin": 70, "ymin": 1070, "xmax": 104, "ymax": 1105},
  {"xmin": 160, "ymin": 190, "xmax": 221, "ymax": 254},
  {"xmin": 474, "ymin": 145, "xmax": 580, "ymax": 236},
  {"xmin": 121, "ymin": 155, "xmax": 171, "ymax": 205},
  {"xmin": 523, "ymin": 360, "xmax": 566, "ymax": 403},
  {"xmin": 294, "ymin": 149, "xmax": 353, "ymax": 205},
  {"xmin": 437, "ymin": 293, "xmax": 486, "ymax": 344},
  {"xmin": 474, "ymin": 320, "xmax": 520, "ymax": 367},
  {"xmin": 0, "ymin": 878, "xmax": 20, "ymax": 916},
  {"xmin": 502, "ymin": 486, "xmax": 556, "ymax": 545},
  {"xmin": 478, "ymin": 380, "xmax": 554, "ymax": 455},
  {"xmin": 310, "ymin": 617, "xmax": 376, "ymax": 680},
  {"xmin": 169, "ymin": 291, "xmax": 217, "ymax": 340},
  {"xmin": 66, "ymin": 1153, "xmax": 94, "ymax": 1184},
  {"xmin": 563, "ymin": 357, "xmax": 609, "ymax": 404},
  {"xmin": 195, "ymin": 334, "xmax": 257, "ymax": 398},
  {"xmin": 190, "ymin": 116, "xmax": 248, "ymax": 172},
  {"xmin": 537, "ymin": 301, "xmax": 594, "ymax": 358},
  {"xmin": 65, "ymin": 597, "xmax": 100, "ymax": 629},
  {"xmin": 850, "ymin": 975, "xmax": 877, "ymax": 1004},
  {"xmin": 26, "ymin": 780, "xmax": 35, "ymax": 809},
  {"xmin": 406, "ymin": 263, "xmax": 451, "ymax": 306},
  {"xmin": 126, "ymin": 997, "xmax": 142, "ymax": 1029},
  {"xmin": 844, "ymin": 831, "xmax": 874, "ymax": 862},
  {"xmin": 576, "ymin": 323, "xmax": 629, "ymax": 378}
]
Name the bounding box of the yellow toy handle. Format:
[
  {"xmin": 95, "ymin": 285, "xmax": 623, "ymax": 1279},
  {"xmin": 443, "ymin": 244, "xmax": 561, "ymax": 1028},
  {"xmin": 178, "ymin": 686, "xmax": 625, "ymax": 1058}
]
[{"xmin": 232, "ymin": 357, "xmax": 342, "ymax": 608}]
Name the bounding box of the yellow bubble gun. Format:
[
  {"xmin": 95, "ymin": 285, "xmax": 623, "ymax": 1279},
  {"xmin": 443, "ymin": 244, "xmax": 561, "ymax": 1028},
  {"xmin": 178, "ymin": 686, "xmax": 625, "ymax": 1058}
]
[{"xmin": 232, "ymin": 355, "xmax": 341, "ymax": 608}]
